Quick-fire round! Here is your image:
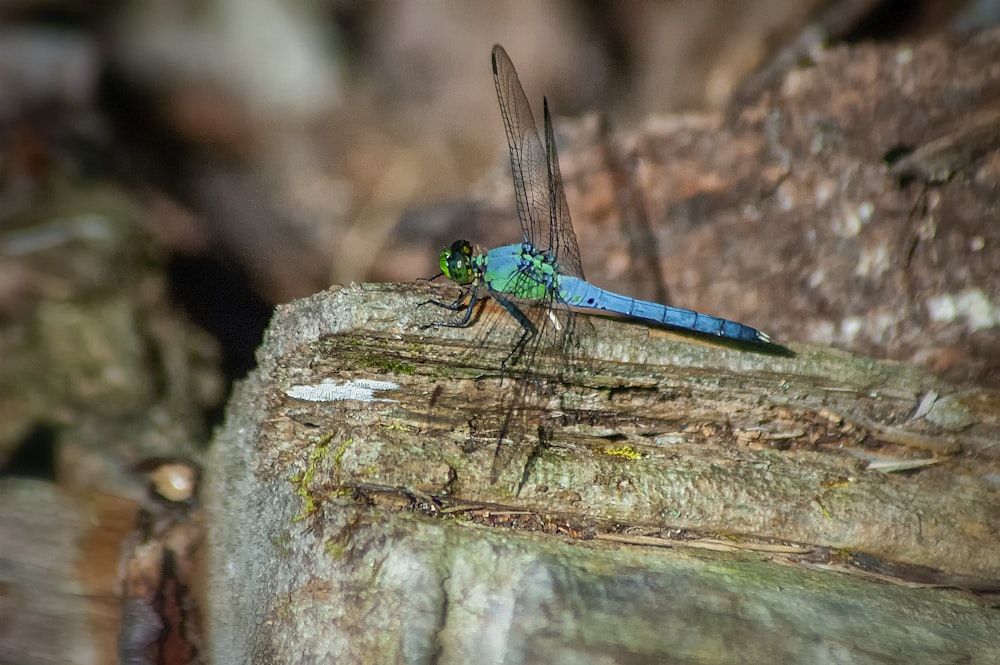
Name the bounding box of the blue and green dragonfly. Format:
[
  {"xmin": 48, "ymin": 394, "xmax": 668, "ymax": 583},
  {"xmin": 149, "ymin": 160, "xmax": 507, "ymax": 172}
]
[{"xmin": 425, "ymin": 45, "xmax": 769, "ymax": 479}]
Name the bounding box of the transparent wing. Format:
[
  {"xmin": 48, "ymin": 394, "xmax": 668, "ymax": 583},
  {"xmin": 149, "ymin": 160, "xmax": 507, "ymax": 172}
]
[
  {"xmin": 542, "ymin": 97, "xmax": 584, "ymax": 279},
  {"xmin": 490, "ymin": 296, "xmax": 585, "ymax": 485},
  {"xmin": 491, "ymin": 44, "xmax": 585, "ymax": 279}
]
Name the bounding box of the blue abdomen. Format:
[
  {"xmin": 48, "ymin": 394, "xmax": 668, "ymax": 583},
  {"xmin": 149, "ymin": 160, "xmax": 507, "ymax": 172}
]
[{"xmin": 558, "ymin": 276, "xmax": 765, "ymax": 342}]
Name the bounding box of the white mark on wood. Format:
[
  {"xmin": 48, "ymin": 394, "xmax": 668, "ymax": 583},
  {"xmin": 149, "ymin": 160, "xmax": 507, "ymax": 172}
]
[{"xmin": 286, "ymin": 378, "xmax": 399, "ymax": 403}]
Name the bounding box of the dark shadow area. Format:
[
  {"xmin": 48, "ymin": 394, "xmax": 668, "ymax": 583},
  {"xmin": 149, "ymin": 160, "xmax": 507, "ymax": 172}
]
[
  {"xmin": 167, "ymin": 253, "xmax": 273, "ymax": 385},
  {"xmin": 3, "ymin": 423, "xmax": 57, "ymax": 479}
]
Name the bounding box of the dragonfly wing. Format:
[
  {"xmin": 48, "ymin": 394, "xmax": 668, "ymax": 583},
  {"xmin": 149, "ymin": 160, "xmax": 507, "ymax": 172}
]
[
  {"xmin": 492, "ymin": 45, "xmax": 548, "ymax": 250},
  {"xmin": 542, "ymin": 97, "xmax": 584, "ymax": 279},
  {"xmin": 492, "ymin": 44, "xmax": 585, "ymax": 280}
]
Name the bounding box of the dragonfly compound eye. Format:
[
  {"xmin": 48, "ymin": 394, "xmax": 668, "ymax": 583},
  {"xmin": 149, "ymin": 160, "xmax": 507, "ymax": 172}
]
[{"xmin": 441, "ymin": 239, "xmax": 475, "ymax": 285}]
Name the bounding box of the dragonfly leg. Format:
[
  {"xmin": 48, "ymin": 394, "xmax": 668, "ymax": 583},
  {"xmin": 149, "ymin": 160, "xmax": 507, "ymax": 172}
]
[
  {"xmin": 492, "ymin": 293, "xmax": 537, "ymax": 372},
  {"xmin": 418, "ymin": 287, "xmax": 480, "ymax": 330},
  {"xmin": 419, "ymin": 288, "xmax": 471, "ymax": 311}
]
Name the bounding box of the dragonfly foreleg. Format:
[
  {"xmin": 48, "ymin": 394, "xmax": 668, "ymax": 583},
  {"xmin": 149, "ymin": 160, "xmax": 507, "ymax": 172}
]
[
  {"xmin": 418, "ymin": 286, "xmax": 480, "ymax": 330},
  {"xmin": 423, "ymin": 289, "xmax": 471, "ymax": 311}
]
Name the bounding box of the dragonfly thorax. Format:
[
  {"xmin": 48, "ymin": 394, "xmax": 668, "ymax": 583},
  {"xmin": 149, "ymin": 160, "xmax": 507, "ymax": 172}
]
[{"xmin": 478, "ymin": 242, "xmax": 560, "ymax": 301}]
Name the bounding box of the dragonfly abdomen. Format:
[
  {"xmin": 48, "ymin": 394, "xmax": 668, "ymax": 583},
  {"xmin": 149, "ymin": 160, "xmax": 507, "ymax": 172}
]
[{"xmin": 558, "ymin": 276, "xmax": 766, "ymax": 342}]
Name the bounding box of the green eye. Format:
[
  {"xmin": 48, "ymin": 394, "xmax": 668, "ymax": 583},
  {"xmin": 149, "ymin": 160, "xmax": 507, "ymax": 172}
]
[{"xmin": 441, "ymin": 240, "xmax": 474, "ymax": 285}]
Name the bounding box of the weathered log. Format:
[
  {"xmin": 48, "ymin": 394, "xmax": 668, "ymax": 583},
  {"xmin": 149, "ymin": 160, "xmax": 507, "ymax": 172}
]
[{"xmin": 204, "ymin": 283, "xmax": 1000, "ymax": 664}]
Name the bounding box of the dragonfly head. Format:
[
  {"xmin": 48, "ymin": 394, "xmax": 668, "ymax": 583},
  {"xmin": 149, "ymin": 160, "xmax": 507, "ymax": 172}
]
[{"xmin": 440, "ymin": 240, "xmax": 475, "ymax": 285}]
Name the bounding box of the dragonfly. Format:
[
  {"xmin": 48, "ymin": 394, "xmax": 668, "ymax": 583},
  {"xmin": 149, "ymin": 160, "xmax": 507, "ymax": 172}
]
[{"xmin": 424, "ymin": 44, "xmax": 769, "ymax": 480}]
